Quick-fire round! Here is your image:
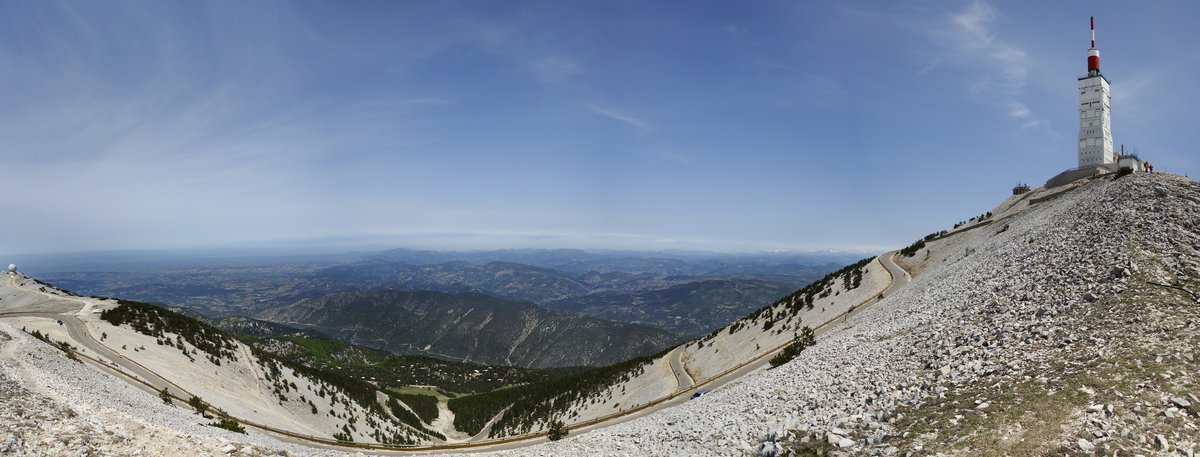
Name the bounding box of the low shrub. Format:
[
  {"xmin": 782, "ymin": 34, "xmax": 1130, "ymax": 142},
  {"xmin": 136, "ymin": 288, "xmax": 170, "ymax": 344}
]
[
  {"xmin": 209, "ymin": 417, "xmax": 246, "ymax": 434},
  {"xmin": 769, "ymin": 327, "xmax": 816, "ymax": 368}
]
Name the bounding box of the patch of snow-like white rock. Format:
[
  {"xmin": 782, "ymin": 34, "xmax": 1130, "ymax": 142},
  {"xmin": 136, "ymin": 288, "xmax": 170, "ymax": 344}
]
[
  {"xmin": 1, "ymin": 276, "xmax": 433, "ymax": 448},
  {"xmin": 0, "ymin": 319, "xmax": 337, "ymax": 456},
  {"xmin": 683, "ymin": 256, "xmax": 889, "ymax": 381},
  {"xmin": 550, "ymin": 253, "xmax": 889, "ymax": 433}
]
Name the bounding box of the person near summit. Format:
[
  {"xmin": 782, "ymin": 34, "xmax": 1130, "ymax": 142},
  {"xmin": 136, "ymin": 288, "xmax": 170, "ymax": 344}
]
[{"xmin": 1146, "ymin": 162, "xmax": 1153, "ymax": 173}]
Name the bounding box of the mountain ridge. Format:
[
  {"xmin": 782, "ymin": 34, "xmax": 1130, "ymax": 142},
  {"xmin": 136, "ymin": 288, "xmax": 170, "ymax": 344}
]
[{"xmin": 257, "ymin": 289, "xmax": 682, "ymax": 368}]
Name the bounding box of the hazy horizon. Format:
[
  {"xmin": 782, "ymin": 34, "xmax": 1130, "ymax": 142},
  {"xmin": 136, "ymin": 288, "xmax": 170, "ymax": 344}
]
[
  {"xmin": 0, "ymin": 241, "xmax": 879, "ymax": 262},
  {"xmin": 2, "ymin": 1, "xmax": 1195, "ymax": 255}
]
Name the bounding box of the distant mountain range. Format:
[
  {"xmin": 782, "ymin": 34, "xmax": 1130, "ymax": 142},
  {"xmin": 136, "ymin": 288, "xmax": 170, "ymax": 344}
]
[
  {"xmin": 38, "ymin": 247, "xmax": 846, "ymax": 335},
  {"xmin": 543, "ymin": 278, "xmax": 795, "ymax": 336},
  {"xmin": 311, "ymin": 260, "xmax": 592, "ymax": 304},
  {"xmin": 258, "ymin": 290, "xmax": 681, "ymax": 368}
]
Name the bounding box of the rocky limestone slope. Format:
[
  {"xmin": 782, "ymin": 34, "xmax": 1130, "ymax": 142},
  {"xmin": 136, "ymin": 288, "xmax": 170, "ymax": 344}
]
[
  {"xmin": 484, "ymin": 172, "xmax": 1199, "ymax": 456},
  {"xmin": 0, "ymin": 320, "xmax": 332, "ymax": 457}
]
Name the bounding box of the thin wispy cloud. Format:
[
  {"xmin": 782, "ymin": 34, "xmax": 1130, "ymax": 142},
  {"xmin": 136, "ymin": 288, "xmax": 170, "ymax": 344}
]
[
  {"xmin": 1007, "ymin": 101, "xmax": 1031, "ymax": 120},
  {"xmin": 936, "ymin": 2, "xmax": 1046, "ymax": 133},
  {"xmin": 757, "ymin": 61, "xmax": 844, "ymax": 95},
  {"xmin": 947, "ymin": 1, "xmax": 1029, "ymax": 89},
  {"xmin": 1007, "ymin": 101, "xmax": 1048, "ymax": 131},
  {"xmin": 647, "ymin": 149, "xmax": 693, "ymax": 166},
  {"xmin": 1, "ymin": 2, "xmax": 1195, "ymax": 255},
  {"xmin": 531, "ymin": 56, "xmax": 583, "ymax": 84},
  {"xmin": 1110, "ymin": 69, "xmax": 1168, "ymax": 125},
  {"xmin": 584, "ymin": 102, "xmax": 652, "ymax": 132}
]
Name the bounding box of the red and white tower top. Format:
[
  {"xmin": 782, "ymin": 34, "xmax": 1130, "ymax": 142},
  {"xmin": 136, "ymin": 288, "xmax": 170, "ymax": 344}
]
[{"xmin": 1087, "ymin": 16, "xmax": 1101, "ymax": 75}]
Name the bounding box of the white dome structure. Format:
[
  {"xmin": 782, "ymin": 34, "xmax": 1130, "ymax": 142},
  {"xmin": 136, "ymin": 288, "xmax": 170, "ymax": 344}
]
[{"xmin": 6, "ymin": 264, "xmax": 15, "ymax": 273}]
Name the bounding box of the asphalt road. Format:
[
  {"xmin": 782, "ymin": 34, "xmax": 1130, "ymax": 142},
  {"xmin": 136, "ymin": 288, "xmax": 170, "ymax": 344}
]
[
  {"xmin": 244, "ymin": 251, "xmax": 915, "ymax": 454},
  {"xmin": 831, "ymin": 251, "xmax": 911, "ymax": 326},
  {"xmin": 0, "ymin": 254, "xmax": 914, "ymax": 454},
  {"xmin": 450, "ymin": 251, "xmax": 915, "ymax": 453},
  {"xmin": 537, "ymin": 252, "xmax": 913, "ymax": 448},
  {"xmin": 269, "ymin": 251, "xmax": 917, "ymax": 454},
  {"xmin": 1, "ymin": 274, "xmax": 187, "ymax": 398},
  {"xmin": 668, "ymin": 345, "xmax": 695, "ymax": 391},
  {"xmin": 697, "ymin": 251, "xmax": 910, "ymax": 388}
]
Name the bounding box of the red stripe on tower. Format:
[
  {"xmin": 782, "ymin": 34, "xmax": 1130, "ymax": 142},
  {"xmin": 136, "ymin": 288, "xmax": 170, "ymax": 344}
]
[{"xmin": 1087, "ymin": 16, "xmax": 1100, "ymax": 73}]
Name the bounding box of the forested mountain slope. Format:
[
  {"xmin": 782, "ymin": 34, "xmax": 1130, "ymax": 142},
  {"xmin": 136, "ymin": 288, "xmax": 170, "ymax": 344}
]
[{"xmin": 258, "ymin": 290, "xmax": 681, "ymax": 368}]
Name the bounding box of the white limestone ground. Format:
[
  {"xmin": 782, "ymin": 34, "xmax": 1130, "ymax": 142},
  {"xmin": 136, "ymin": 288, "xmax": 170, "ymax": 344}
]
[
  {"xmin": 1, "ymin": 273, "xmax": 81, "ymax": 313},
  {"xmin": 0, "ymin": 276, "xmax": 439, "ymax": 448},
  {"xmin": 479, "ymin": 173, "xmax": 1199, "ymax": 456},
  {"xmin": 558, "ymin": 349, "xmax": 678, "ymax": 424},
  {"xmin": 536, "ymin": 253, "xmax": 888, "ymax": 434},
  {"xmin": 0, "ymin": 319, "xmax": 334, "ymax": 457},
  {"xmin": 682, "ymin": 257, "xmax": 888, "ymax": 381},
  {"xmin": 431, "ymin": 400, "xmax": 471, "ymax": 442},
  {"xmin": 7, "ymin": 316, "xmax": 74, "ymax": 345},
  {"xmin": 88, "ymin": 313, "xmax": 364, "ymax": 440}
]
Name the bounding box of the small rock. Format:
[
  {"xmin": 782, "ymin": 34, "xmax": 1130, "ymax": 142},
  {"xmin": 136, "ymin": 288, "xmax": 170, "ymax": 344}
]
[
  {"xmin": 837, "ymin": 437, "xmax": 855, "ymax": 448},
  {"xmin": 757, "ymin": 441, "xmax": 777, "ymax": 457},
  {"xmin": 938, "ymin": 365, "xmax": 951, "ymax": 376},
  {"xmin": 976, "ymin": 402, "xmax": 990, "ymax": 410},
  {"xmin": 0, "ymin": 434, "xmax": 18, "ymax": 453},
  {"xmin": 1083, "ymin": 292, "xmax": 1099, "ymax": 302},
  {"xmin": 1171, "ymin": 396, "xmax": 1192, "ymax": 409},
  {"xmin": 1078, "ymin": 438, "xmax": 1096, "ymax": 452},
  {"xmin": 1156, "ymin": 434, "xmax": 1169, "ymax": 451},
  {"xmin": 221, "ymin": 444, "xmax": 237, "ymax": 455}
]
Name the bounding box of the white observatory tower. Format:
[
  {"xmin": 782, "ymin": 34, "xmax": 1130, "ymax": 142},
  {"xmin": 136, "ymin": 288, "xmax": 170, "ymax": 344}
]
[{"xmin": 1078, "ymin": 16, "xmax": 1115, "ymax": 168}]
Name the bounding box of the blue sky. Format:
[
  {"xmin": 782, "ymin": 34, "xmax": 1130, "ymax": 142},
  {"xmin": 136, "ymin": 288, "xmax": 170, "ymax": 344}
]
[{"xmin": 1, "ymin": 1, "xmax": 1195, "ymax": 256}]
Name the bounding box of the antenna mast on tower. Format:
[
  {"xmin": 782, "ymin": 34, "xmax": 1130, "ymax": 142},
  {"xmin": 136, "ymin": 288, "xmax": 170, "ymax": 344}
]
[{"xmin": 1088, "ymin": 16, "xmax": 1101, "ymax": 76}]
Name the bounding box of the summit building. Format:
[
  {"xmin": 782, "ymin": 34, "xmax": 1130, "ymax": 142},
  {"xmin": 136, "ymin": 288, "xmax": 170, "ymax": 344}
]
[{"xmin": 1078, "ymin": 16, "xmax": 1114, "ymax": 168}]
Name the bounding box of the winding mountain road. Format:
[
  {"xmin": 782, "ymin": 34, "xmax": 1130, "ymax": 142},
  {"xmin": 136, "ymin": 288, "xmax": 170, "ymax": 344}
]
[
  {"xmin": 1, "ymin": 274, "xmax": 190, "ymax": 398},
  {"xmin": 443, "ymin": 251, "xmax": 918, "ymax": 454},
  {"xmin": 0, "ymin": 253, "xmax": 914, "ymax": 454},
  {"xmin": 676, "ymin": 252, "xmax": 909, "ymax": 391},
  {"xmin": 662, "ymin": 251, "xmax": 910, "ymax": 393},
  {"xmin": 668, "ymin": 345, "xmax": 694, "ymax": 391}
]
